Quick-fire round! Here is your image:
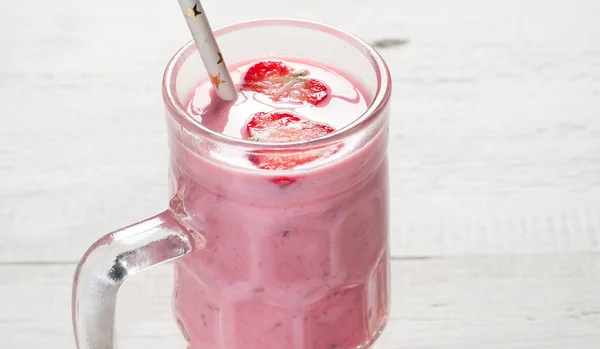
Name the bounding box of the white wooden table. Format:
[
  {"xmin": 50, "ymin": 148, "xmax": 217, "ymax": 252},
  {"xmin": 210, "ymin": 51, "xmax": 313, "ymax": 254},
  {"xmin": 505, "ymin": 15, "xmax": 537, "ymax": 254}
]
[{"xmin": 1, "ymin": 0, "xmax": 599, "ymax": 348}]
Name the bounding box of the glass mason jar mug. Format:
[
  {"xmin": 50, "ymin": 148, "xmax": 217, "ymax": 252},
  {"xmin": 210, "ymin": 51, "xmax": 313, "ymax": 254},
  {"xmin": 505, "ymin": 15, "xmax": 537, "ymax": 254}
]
[{"xmin": 72, "ymin": 19, "xmax": 392, "ymax": 349}]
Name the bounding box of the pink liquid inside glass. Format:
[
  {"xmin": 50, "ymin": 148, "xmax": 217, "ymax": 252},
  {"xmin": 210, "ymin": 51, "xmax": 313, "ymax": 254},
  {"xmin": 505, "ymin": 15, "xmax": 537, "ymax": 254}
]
[{"xmin": 169, "ymin": 58, "xmax": 389, "ymax": 349}]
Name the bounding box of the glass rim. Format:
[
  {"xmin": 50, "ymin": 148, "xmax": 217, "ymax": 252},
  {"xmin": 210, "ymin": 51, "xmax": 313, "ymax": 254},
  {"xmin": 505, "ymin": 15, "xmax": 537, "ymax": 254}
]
[{"xmin": 162, "ymin": 18, "xmax": 391, "ymax": 150}]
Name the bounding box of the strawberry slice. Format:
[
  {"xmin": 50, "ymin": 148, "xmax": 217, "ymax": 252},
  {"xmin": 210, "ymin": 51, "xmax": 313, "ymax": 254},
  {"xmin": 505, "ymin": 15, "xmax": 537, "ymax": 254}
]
[
  {"xmin": 242, "ymin": 61, "xmax": 329, "ymax": 106},
  {"xmin": 245, "ymin": 112, "xmax": 336, "ymax": 184},
  {"xmin": 247, "ymin": 111, "xmax": 334, "ymax": 143}
]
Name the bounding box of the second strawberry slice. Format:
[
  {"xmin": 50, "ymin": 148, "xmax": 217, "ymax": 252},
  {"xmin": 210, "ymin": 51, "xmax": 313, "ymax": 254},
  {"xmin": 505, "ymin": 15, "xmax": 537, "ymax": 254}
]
[
  {"xmin": 245, "ymin": 111, "xmax": 336, "ymax": 173},
  {"xmin": 247, "ymin": 111, "xmax": 334, "ymax": 143}
]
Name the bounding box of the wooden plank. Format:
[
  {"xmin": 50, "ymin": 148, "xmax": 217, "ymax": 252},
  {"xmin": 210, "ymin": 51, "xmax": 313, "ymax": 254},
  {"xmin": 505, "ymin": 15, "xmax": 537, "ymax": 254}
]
[
  {"xmin": 2, "ymin": 255, "xmax": 599, "ymax": 348},
  {"xmin": 2, "ymin": 0, "xmax": 600, "ymax": 261}
]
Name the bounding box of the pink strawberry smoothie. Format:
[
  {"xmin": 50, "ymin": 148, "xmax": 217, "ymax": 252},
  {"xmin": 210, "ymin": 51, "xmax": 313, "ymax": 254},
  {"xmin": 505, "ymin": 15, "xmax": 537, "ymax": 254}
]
[{"xmin": 167, "ymin": 58, "xmax": 389, "ymax": 349}]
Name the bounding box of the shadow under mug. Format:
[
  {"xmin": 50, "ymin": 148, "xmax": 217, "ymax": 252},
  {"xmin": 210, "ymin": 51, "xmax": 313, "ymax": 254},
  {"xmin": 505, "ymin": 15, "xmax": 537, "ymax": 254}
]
[{"xmin": 72, "ymin": 19, "xmax": 392, "ymax": 349}]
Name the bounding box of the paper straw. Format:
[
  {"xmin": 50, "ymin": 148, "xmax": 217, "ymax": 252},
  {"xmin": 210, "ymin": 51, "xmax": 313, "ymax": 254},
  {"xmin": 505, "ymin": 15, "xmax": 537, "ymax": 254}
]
[{"xmin": 177, "ymin": 0, "xmax": 237, "ymax": 101}]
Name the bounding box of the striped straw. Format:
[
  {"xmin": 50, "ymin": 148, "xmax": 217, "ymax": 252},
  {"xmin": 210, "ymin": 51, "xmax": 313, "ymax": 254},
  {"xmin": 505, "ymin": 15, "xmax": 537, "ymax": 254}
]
[{"xmin": 176, "ymin": 0, "xmax": 237, "ymax": 101}]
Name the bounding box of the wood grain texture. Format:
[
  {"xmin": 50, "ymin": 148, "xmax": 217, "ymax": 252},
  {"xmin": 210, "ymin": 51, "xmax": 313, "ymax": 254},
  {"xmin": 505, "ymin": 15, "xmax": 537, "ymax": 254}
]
[
  {"xmin": 2, "ymin": 256, "xmax": 599, "ymax": 348},
  {"xmin": 0, "ymin": 0, "xmax": 599, "ymax": 261},
  {"xmin": 2, "ymin": 0, "xmax": 600, "ymax": 261}
]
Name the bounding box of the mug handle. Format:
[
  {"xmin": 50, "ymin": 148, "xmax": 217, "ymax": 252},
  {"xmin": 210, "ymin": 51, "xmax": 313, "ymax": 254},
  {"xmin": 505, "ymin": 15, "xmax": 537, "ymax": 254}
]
[{"xmin": 72, "ymin": 207, "xmax": 203, "ymax": 349}]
